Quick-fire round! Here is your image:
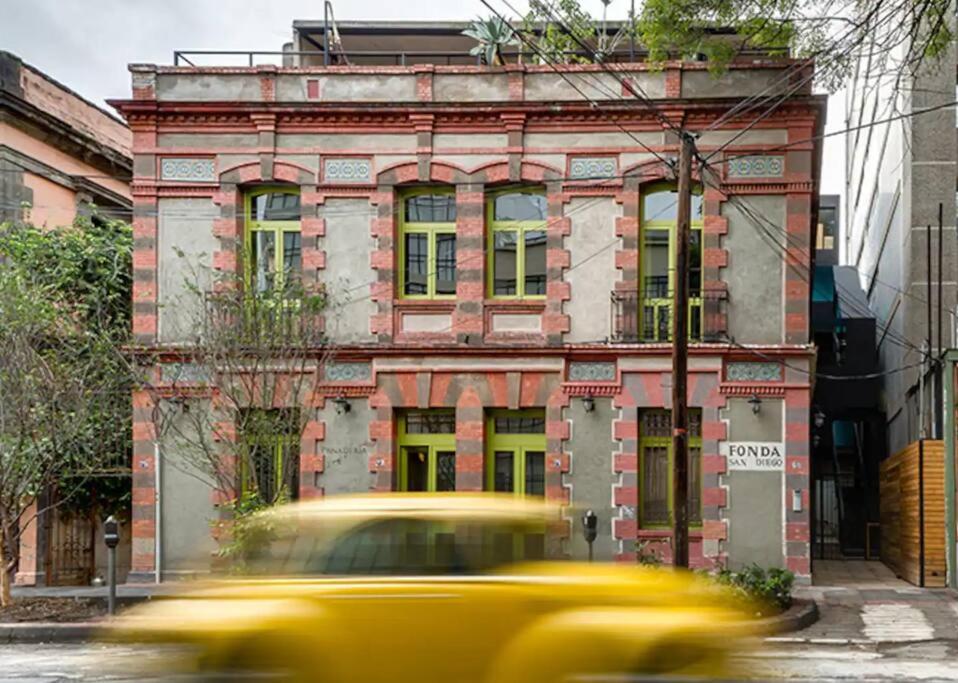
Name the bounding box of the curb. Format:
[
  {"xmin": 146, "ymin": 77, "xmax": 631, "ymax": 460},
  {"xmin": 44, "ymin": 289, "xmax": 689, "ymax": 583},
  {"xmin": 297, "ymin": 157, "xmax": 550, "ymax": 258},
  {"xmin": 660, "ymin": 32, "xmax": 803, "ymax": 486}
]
[
  {"xmin": 0, "ymin": 622, "xmax": 100, "ymax": 643},
  {"xmin": 755, "ymin": 598, "xmax": 819, "ymax": 636}
]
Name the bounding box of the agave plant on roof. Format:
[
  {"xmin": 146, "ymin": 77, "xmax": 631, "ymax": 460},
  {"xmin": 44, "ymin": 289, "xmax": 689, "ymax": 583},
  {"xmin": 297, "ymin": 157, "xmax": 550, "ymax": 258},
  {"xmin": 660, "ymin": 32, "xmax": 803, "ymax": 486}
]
[{"xmin": 462, "ymin": 16, "xmax": 518, "ymax": 66}]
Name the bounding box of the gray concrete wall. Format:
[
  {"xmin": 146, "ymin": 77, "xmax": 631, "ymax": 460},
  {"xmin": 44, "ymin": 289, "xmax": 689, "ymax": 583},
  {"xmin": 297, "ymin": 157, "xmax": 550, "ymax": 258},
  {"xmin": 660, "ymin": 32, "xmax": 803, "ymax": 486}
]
[
  {"xmin": 157, "ymin": 197, "xmax": 219, "ymax": 344},
  {"xmin": 723, "ymin": 397, "xmax": 785, "ymax": 570},
  {"xmin": 723, "ymin": 195, "xmax": 785, "ymax": 344},
  {"xmin": 321, "ymin": 198, "xmax": 377, "ymax": 344},
  {"xmin": 566, "ymin": 398, "xmax": 617, "ymax": 561},
  {"xmin": 566, "ymin": 197, "xmax": 619, "ymax": 343},
  {"xmin": 317, "ymin": 400, "xmax": 375, "ymax": 495},
  {"xmin": 158, "ymin": 400, "xmax": 217, "ymax": 576}
]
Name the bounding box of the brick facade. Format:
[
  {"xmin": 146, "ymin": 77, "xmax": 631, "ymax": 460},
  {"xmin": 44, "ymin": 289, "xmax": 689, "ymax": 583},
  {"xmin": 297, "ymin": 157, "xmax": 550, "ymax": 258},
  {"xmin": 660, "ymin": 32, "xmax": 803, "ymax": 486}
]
[{"xmin": 115, "ymin": 58, "xmax": 823, "ymax": 582}]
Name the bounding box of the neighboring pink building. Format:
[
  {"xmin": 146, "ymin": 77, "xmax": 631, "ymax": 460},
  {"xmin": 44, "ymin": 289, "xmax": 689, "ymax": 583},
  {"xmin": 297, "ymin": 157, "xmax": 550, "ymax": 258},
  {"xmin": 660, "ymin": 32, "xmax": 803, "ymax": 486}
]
[
  {"xmin": 2, "ymin": 51, "xmax": 133, "ymax": 587},
  {"xmin": 0, "ymin": 51, "xmax": 131, "ymax": 228}
]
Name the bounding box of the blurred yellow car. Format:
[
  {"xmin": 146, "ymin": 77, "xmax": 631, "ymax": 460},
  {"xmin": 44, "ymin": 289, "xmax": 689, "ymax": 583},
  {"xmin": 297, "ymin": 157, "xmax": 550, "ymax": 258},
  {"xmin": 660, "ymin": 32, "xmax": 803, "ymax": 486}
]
[{"xmin": 108, "ymin": 494, "xmax": 758, "ymax": 682}]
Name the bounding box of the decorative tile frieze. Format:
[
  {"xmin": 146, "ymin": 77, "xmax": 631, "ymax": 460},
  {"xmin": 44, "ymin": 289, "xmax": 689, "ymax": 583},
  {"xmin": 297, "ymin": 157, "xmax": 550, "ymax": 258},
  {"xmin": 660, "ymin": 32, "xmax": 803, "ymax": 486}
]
[
  {"xmin": 324, "ymin": 361, "xmax": 372, "ymax": 383},
  {"xmin": 725, "ymin": 155, "xmax": 784, "ymax": 179},
  {"xmin": 569, "ymin": 157, "xmax": 617, "ymax": 180},
  {"xmin": 160, "ymin": 363, "xmax": 210, "ymax": 384},
  {"xmin": 322, "ymin": 158, "xmax": 373, "ymax": 184},
  {"xmin": 159, "ymin": 158, "xmax": 215, "ymax": 182},
  {"xmin": 568, "ymin": 361, "xmax": 617, "ymax": 382},
  {"xmin": 725, "ymin": 361, "xmax": 782, "ymax": 382}
]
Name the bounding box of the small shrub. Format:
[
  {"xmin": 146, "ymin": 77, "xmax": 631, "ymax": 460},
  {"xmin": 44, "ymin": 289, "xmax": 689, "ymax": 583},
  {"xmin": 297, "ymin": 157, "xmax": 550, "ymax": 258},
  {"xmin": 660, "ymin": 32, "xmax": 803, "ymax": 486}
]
[
  {"xmin": 635, "ymin": 539, "xmax": 664, "ymax": 566},
  {"xmin": 713, "ymin": 564, "xmax": 794, "ymax": 615}
]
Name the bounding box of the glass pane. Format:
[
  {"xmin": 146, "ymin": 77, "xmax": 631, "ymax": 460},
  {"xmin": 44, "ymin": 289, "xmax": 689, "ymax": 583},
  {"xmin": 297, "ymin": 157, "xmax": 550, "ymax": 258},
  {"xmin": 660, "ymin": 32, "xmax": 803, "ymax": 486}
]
[
  {"xmin": 642, "ymin": 190, "xmax": 702, "ymax": 222},
  {"xmin": 249, "ymin": 443, "xmax": 278, "ymax": 504},
  {"xmin": 283, "ymin": 232, "xmax": 302, "ymax": 284},
  {"xmin": 405, "ymin": 194, "xmax": 456, "ymax": 222},
  {"xmin": 279, "ymin": 440, "xmax": 300, "ymax": 502},
  {"xmin": 657, "ymin": 305, "xmax": 671, "ymax": 342},
  {"xmin": 493, "ymin": 231, "xmax": 518, "ymax": 295},
  {"xmin": 691, "ymin": 304, "xmax": 701, "ymax": 341},
  {"xmin": 405, "ymin": 411, "xmax": 456, "ymax": 434},
  {"xmin": 524, "ymin": 230, "xmax": 547, "ymax": 296},
  {"xmin": 689, "ymin": 410, "xmax": 702, "ymax": 438},
  {"xmin": 252, "ymin": 231, "xmax": 276, "ymax": 292},
  {"xmin": 494, "ymin": 415, "xmax": 545, "ymax": 434},
  {"xmin": 494, "ymin": 451, "xmax": 514, "ymax": 492},
  {"xmin": 251, "ymin": 192, "xmax": 300, "ymax": 221},
  {"xmin": 642, "ymin": 229, "xmax": 670, "ymax": 298},
  {"xmin": 435, "ymin": 233, "xmax": 457, "ymax": 296},
  {"xmin": 405, "ymin": 447, "xmax": 429, "ymax": 492},
  {"xmin": 524, "ymin": 451, "xmax": 545, "ymax": 497},
  {"xmin": 690, "ymin": 446, "xmax": 702, "ymax": 523},
  {"xmin": 690, "ymin": 230, "xmax": 702, "ymax": 294},
  {"xmin": 641, "ymin": 410, "xmax": 671, "ymax": 438},
  {"xmin": 436, "ymin": 451, "xmax": 456, "ymax": 492},
  {"xmin": 642, "ymin": 445, "xmax": 669, "ymax": 524},
  {"xmin": 404, "ymin": 232, "xmax": 428, "ymax": 295},
  {"xmin": 642, "ymin": 304, "xmax": 656, "ymax": 341},
  {"xmin": 494, "ymin": 192, "xmax": 547, "ymax": 221}
]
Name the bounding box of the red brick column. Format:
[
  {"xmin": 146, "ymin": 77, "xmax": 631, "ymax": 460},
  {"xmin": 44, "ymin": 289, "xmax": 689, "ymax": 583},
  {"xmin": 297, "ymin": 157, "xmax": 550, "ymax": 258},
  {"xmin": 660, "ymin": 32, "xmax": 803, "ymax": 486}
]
[
  {"xmin": 454, "ymin": 183, "xmax": 485, "ymax": 346},
  {"xmin": 543, "ymin": 181, "xmax": 571, "ymax": 345},
  {"xmin": 368, "ymin": 389, "xmax": 395, "ymax": 491},
  {"xmin": 784, "ymin": 384, "xmax": 812, "ymax": 581},
  {"xmin": 703, "ymin": 185, "xmax": 729, "ymax": 339},
  {"xmin": 299, "ymin": 400, "xmax": 326, "ymax": 499},
  {"xmin": 370, "ymin": 187, "xmax": 397, "ymax": 343},
  {"xmin": 456, "ymin": 387, "xmax": 485, "ymax": 491},
  {"xmin": 130, "ymin": 388, "xmax": 157, "ymax": 580}
]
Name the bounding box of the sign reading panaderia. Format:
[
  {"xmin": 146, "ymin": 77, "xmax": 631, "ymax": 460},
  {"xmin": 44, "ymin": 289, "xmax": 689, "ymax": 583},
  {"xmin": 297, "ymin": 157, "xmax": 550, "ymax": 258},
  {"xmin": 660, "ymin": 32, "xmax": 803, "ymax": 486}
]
[{"xmin": 721, "ymin": 442, "xmax": 785, "ymax": 471}]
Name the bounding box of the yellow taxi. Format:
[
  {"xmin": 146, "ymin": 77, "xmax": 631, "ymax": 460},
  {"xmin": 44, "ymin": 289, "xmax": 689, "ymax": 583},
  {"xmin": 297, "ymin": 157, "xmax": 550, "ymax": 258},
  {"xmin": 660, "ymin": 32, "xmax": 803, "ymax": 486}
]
[{"xmin": 109, "ymin": 494, "xmax": 759, "ymax": 682}]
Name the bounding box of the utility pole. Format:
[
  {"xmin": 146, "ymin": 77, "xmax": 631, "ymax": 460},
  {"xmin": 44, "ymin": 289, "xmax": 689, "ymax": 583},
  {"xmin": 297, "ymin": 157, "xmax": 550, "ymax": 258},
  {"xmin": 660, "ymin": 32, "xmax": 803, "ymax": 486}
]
[{"xmin": 672, "ymin": 133, "xmax": 694, "ymax": 569}]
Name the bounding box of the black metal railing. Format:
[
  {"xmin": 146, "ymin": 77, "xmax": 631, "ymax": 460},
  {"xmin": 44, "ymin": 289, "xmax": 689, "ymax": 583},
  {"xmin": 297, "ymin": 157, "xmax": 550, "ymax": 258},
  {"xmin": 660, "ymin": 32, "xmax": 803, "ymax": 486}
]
[{"xmin": 611, "ymin": 287, "xmax": 728, "ymax": 343}]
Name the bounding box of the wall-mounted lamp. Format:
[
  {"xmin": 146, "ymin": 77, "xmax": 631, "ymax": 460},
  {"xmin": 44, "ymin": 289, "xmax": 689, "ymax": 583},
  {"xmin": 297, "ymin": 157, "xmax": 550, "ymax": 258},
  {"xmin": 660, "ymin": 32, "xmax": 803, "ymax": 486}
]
[
  {"xmin": 748, "ymin": 393, "xmax": 762, "ymax": 414},
  {"xmin": 813, "ymin": 408, "xmax": 826, "ymax": 429},
  {"xmin": 332, "ymin": 395, "xmax": 351, "ymax": 415},
  {"xmin": 582, "ymin": 393, "xmax": 596, "ymax": 413}
]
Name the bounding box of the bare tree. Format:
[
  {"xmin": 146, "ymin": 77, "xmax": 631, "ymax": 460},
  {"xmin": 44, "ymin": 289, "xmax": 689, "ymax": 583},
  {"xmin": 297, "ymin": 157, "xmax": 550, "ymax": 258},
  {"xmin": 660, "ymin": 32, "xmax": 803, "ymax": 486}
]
[{"xmin": 144, "ymin": 261, "xmax": 331, "ymax": 561}]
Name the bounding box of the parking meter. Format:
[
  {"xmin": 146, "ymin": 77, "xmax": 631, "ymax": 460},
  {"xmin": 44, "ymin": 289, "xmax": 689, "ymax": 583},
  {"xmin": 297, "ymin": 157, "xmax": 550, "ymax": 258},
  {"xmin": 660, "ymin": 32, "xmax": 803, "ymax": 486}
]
[
  {"xmin": 582, "ymin": 510, "xmax": 598, "ymax": 561},
  {"xmin": 104, "ymin": 516, "xmax": 119, "ymax": 615}
]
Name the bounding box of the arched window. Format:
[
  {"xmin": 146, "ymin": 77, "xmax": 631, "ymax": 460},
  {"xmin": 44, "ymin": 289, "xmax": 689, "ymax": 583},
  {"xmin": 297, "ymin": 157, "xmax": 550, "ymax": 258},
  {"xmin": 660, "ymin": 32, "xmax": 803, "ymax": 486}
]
[
  {"xmin": 487, "ymin": 189, "xmax": 547, "ymax": 299},
  {"xmin": 399, "ymin": 189, "xmax": 457, "ymax": 299},
  {"xmin": 639, "ymin": 184, "xmax": 704, "ymax": 341},
  {"xmin": 245, "ymin": 187, "xmax": 302, "ymax": 292}
]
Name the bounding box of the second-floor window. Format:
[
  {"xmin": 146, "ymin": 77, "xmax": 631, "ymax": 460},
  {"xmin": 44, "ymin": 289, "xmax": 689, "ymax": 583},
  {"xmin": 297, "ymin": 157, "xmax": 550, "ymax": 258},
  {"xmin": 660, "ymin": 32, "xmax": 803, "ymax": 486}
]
[
  {"xmin": 640, "ymin": 184, "xmax": 703, "ymax": 341},
  {"xmin": 246, "ymin": 187, "xmax": 302, "ymax": 292},
  {"xmin": 487, "ymin": 190, "xmax": 547, "ymax": 299},
  {"xmin": 400, "ymin": 190, "xmax": 457, "ymax": 298}
]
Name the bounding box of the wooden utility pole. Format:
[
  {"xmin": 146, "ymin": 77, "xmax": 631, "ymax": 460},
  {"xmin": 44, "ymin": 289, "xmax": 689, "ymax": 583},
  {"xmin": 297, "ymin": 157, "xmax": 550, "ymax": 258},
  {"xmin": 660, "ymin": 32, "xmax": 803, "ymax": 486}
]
[{"xmin": 672, "ymin": 133, "xmax": 694, "ymax": 569}]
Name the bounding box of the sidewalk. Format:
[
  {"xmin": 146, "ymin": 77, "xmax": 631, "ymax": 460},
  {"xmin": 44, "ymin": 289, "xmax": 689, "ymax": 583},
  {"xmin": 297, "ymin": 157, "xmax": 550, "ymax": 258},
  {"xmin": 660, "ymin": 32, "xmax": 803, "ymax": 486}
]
[
  {"xmin": 771, "ymin": 560, "xmax": 958, "ymax": 645},
  {"xmin": 11, "ymin": 583, "xmax": 174, "ymax": 601}
]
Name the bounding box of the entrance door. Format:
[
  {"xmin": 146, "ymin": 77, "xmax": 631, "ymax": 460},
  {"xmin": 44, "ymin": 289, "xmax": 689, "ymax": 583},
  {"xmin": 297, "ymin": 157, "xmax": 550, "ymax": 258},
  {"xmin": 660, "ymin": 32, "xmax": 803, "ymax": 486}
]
[{"xmin": 398, "ymin": 411, "xmax": 456, "ymax": 492}]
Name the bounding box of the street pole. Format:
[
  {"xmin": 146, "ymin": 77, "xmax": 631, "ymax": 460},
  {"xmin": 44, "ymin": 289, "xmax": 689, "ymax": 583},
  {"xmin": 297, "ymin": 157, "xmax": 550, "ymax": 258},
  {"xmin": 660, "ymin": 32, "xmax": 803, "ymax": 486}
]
[{"xmin": 672, "ymin": 133, "xmax": 694, "ymax": 569}]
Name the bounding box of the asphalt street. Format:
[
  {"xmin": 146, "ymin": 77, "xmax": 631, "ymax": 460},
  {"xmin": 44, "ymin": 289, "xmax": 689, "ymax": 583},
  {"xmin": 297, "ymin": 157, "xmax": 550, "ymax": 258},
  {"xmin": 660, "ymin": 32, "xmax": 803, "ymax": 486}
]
[{"xmin": 1, "ymin": 641, "xmax": 958, "ymax": 682}]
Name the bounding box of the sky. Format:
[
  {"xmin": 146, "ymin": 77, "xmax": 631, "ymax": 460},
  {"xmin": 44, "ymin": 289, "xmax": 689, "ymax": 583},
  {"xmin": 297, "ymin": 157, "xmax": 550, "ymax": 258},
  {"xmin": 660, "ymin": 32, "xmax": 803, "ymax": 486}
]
[{"xmin": 1, "ymin": 0, "xmax": 845, "ymax": 198}]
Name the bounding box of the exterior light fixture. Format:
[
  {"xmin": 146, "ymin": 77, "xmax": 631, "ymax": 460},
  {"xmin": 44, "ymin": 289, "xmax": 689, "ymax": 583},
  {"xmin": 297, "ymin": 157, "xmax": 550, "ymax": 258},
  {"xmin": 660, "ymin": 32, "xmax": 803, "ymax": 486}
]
[
  {"xmin": 332, "ymin": 395, "xmax": 351, "ymax": 415},
  {"xmin": 813, "ymin": 408, "xmax": 826, "ymax": 429},
  {"xmin": 748, "ymin": 394, "xmax": 762, "ymax": 414},
  {"xmin": 582, "ymin": 393, "xmax": 595, "ymax": 413}
]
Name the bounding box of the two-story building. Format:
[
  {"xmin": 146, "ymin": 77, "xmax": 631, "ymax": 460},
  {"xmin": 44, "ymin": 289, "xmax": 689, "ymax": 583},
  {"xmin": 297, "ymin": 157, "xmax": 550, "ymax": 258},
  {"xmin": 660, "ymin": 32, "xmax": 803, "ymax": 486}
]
[{"xmin": 111, "ymin": 21, "xmax": 825, "ymax": 583}]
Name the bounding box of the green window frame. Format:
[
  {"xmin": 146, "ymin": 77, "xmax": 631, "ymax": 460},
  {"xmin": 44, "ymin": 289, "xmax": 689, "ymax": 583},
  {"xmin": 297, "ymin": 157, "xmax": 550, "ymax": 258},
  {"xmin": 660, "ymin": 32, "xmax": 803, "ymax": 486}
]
[
  {"xmin": 638, "ymin": 408, "xmax": 702, "ymax": 528},
  {"xmin": 639, "ymin": 183, "xmax": 704, "ymax": 341},
  {"xmin": 398, "ymin": 188, "xmax": 457, "ymax": 299},
  {"xmin": 486, "ymin": 189, "xmax": 548, "ymax": 299},
  {"xmin": 244, "ymin": 186, "xmax": 302, "ymax": 293},
  {"xmin": 239, "ymin": 409, "xmax": 300, "ymax": 505},
  {"xmin": 485, "ymin": 409, "xmax": 546, "ymax": 497},
  {"xmin": 397, "ymin": 410, "xmax": 457, "ymax": 492}
]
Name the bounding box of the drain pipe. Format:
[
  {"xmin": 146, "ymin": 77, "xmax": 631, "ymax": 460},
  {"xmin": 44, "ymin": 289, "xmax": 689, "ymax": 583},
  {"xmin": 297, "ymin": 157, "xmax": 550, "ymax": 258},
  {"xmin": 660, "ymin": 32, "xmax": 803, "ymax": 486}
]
[{"xmin": 154, "ymin": 441, "xmax": 162, "ymax": 584}]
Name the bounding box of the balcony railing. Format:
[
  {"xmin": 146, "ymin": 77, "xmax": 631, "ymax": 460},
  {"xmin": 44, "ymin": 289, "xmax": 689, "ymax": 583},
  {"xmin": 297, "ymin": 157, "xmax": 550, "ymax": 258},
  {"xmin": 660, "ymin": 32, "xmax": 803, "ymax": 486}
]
[{"xmin": 611, "ymin": 287, "xmax": 728, "ymax": 343}]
